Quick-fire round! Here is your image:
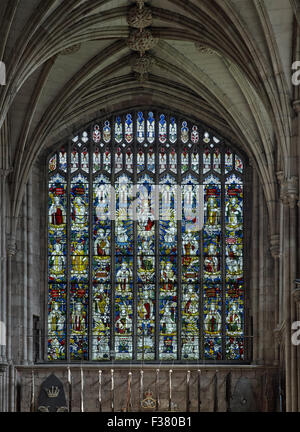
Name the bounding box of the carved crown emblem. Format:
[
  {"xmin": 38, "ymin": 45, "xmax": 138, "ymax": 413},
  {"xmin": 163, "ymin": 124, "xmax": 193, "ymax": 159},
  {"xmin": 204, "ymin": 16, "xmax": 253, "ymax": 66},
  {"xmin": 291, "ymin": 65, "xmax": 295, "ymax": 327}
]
[{"xmin": 45, "ymin": 385, "xmax": 60, "ymax": 398}]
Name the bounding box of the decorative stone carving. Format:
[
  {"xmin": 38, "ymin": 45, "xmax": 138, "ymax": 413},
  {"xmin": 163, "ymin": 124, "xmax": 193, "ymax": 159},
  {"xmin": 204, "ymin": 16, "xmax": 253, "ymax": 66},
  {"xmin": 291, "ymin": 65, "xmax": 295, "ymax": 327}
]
[
  {"xmin": 7, "ymin": 240, "xmax": 17, "ymax": 257},
  {"xmin": 195, "ymin": 42, "xmax": 220, "ymax": 56},
  {"xmin": 279, "ymin": 176, "xmax": 298, "ymax": 208},
  {"xmin": 127, "ymin": 29, "xmax": 158, "ymax": 56},
  {"xmin": 60, "ymin": 44, "xmax": 81, "ymax": 56},
  {"xmin": 127, "ymin": 4, "xmax": 152, "ymax": 30},
  {"xmin": 132, "ymin": 54, "xmax": 155, "ymax": 81},
  {"xmin": 269, "ymin": 234, "xmax": 280, "ymax": 259}
]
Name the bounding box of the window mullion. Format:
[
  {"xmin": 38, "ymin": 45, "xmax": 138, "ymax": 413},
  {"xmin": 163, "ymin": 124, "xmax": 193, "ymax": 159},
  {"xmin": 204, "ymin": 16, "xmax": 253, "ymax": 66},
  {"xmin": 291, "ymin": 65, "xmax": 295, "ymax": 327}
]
[{"xmin": 66, "ymin": 140, "xmax": 71, "ymax": 363}]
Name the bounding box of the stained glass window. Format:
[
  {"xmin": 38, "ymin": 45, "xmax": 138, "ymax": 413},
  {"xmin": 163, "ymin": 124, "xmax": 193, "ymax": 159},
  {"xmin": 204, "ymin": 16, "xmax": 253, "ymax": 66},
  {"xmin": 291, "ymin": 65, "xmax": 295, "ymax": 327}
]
[{"xmin": 47, "ymin": 111, "xmax": 246, "ymax": 362}]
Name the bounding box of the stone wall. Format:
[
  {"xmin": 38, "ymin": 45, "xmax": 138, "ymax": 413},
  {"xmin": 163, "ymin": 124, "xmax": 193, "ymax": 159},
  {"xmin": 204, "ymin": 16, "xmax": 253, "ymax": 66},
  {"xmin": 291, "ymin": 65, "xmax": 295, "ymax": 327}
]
[{"xmin": 16, "ymin": 366, "xmax": 278, "ymax": 412}]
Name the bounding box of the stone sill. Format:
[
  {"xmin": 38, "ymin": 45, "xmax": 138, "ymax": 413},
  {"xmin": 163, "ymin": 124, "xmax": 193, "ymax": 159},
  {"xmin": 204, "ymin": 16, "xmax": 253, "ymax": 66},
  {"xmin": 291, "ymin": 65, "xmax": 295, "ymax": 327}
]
[{"xmin": 15, "ymin": 363, "xmax": 278, "ymax": 372}]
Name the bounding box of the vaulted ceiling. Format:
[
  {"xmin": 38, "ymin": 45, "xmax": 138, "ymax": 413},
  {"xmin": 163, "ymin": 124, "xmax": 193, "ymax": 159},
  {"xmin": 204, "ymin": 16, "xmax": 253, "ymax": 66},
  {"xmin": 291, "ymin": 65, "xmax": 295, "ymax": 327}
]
[{"xmin": 0, "ymin": 0, "xmax": 298, "ymax": 226}]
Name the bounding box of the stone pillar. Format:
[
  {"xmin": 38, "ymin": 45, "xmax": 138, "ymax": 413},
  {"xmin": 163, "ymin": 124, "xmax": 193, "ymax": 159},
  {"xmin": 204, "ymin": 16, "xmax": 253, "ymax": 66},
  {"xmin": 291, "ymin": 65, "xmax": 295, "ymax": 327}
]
[
  {"xmin": 292, "ymin": 281, "xmax": 300, "ymax": 411},
  {"xmin": 0, "ymin": 168, "xmax": 11, "ymax": 364},
  {"xmin": 270, "ymin": 234, "xmax": 280, "ymax": 364},
  {"xmin": 280, "ymin": 177, "xmax": 299, "ymax": 411},
  {"xmin": 250, "ymin": 168, "xmax": 259, "ymax": 362}
]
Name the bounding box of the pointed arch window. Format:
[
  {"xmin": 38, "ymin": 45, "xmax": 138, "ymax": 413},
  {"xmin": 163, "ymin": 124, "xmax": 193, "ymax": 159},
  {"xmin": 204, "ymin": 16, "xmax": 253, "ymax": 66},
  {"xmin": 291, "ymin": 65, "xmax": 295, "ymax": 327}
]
[{"xmin": 47, "ymin": 111, "xmax": 246, "ymax": 362}]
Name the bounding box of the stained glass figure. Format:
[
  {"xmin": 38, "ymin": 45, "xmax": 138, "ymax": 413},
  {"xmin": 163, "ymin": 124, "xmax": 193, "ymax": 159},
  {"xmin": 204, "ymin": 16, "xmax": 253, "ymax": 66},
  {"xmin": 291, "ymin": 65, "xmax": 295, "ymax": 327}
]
[
  {"xmin": 59, "ymin": 149, "xmax": 67, "ymax": 172},
  {"xmin": 70, "ymin": 285, "xmax": 88, "ymax": 360},
  {"xmin": 92, "ymin": 284, "xmax": 110, "ymax": 360},
  {"xmin": 48, "ymin": 284, "xmax": 66, "ymax": 360},
  {"xmin": 137, "ymin": 284, "xmax": 155, "ymax": 360}
]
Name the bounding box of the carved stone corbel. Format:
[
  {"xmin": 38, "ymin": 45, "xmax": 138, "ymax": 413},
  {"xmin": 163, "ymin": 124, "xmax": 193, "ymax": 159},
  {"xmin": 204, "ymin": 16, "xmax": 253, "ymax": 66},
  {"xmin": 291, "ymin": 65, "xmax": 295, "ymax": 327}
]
[
  {"xmin": 279, "ymin": 176, "xmax": 299, "ymax": 208},
  {"xmin": 269, "ymin": 234, "xmax": 280, "ymax": 259},
  {"xmin": 293, "ymin": 280, "xmax": 300, "ymax": 305},
  {"xmin": 7, "ymin": 235, "xmax": 17, "ymax": 257}
]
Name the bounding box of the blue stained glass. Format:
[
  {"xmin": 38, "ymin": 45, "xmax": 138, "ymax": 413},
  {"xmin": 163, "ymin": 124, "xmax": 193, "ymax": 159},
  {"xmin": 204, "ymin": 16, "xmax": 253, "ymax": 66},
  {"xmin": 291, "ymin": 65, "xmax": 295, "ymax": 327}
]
[
  {"xmin": 147, "ymin": 112, "xmax": 155, "ymax": 143},
  {"xmin": 169, "ymin": 117, "xmax": 177, "ymax": 143},
  {"xmin": 137, "ymin": 112, "xmax": 145, "ymax": 143},
  {"xmin": 159, "ymin": 114, "xmax": 167, "ymax": 143},
  {"xmin": 115, "ymin": 116, "xmax": 123, "ymax": 143},
  {"xmin": 125, "ymin": 114, "xmax": 133, "ymax": 143}
]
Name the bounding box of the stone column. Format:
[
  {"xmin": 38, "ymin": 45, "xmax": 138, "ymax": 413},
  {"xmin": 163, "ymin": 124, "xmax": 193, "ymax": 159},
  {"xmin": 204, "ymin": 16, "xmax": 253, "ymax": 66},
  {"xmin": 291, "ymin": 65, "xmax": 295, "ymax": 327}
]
[
  {"xmin": 280, "ymin": 177, "xmax": 299, "ymax": 411},
  {"xmin": 0, "ymin": 168, "xmax": 11, "ymax": 364},
  {"xmin": 270, "ymin": 234, "xmax": 280, "ymax": 364},
  {"xmin": 292, "ymin": 281, "xmax": 300, "ymax": 411}
]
